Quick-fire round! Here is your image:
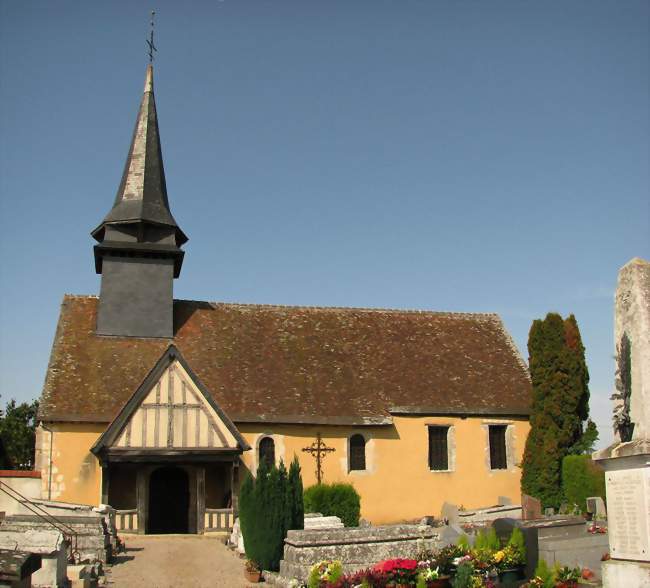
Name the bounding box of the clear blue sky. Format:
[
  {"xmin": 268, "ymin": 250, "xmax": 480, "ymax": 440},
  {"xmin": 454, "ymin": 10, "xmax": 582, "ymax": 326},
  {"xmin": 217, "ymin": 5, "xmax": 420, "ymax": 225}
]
[{"xmin": 1, "ymin": 1, "xmax": 648, "ymax": 449}]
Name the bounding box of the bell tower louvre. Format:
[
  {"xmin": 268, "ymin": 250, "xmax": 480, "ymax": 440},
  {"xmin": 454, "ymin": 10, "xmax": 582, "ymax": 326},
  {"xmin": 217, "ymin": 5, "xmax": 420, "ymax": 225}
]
[{"xmin": 91, "ymin": 65, "xmax": 187, "ymax": 338}]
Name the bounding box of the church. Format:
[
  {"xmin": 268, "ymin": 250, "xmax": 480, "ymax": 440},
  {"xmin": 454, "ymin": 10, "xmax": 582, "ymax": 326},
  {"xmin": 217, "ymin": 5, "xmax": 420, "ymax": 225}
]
[{"xmin": 35, "ymin": 64, "xmax": 532, "ymax": 534}]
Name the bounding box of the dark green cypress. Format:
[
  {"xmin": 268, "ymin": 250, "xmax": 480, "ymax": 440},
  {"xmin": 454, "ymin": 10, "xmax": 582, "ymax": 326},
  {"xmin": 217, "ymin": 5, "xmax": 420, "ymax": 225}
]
[
  {"xmin": 238, "ymin": 456, "xmax": 304, "ymax": 571},
  {"xmin": 521, "ymin": 313, "xmax": 595, "ymax": 508},
  {"xmin": 239, "ymin": 471, "xmax": 257, "ymax": 561},
  {"xmin": 287, "ymin": 456, "xmax": 304, "ymax": 530}
]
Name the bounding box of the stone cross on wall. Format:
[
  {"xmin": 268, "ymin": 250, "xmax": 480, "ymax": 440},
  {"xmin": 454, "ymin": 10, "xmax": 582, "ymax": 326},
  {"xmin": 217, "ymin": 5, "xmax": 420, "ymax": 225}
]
[{"xmin": 301, "ymin": 432, "xmax": 335, "ymax": 484}]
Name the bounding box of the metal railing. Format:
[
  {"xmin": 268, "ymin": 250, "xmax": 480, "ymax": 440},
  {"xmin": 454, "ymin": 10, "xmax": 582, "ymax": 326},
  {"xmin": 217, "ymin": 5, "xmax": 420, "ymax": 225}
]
[{"xmin": 0, "ymin": 480, "xmax": 80, "ymax": 563}]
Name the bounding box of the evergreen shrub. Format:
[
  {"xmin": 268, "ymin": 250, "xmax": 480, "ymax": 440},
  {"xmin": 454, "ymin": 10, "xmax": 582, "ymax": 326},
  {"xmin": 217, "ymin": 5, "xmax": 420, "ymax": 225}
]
[
  {"xmin": 303, "ymin": 482, "xmax": 361, "ymax": 527},
  {"xmin": 561, "ymin": 454, "xmax": 606, "ymax": 513},
  {"xmin": 239, "ymin": 456, "xmax": 304, "ymax": 571}
]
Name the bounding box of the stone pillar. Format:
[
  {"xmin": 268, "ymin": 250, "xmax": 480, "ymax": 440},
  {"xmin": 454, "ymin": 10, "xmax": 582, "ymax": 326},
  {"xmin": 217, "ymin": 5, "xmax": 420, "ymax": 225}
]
[{"xmin": 594, "ymin": 258, "xmax": 650, "ymax": 586}]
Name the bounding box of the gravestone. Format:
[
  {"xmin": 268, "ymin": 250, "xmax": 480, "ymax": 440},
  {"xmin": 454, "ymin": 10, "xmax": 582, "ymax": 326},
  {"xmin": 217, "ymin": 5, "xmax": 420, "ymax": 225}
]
[
  {"xmin": 521, "ymin": 495, "xmax": 542, "ymax": 520},
  {"xmin": 0, "ymin": 528, "xmax": 67, "ymax": 588},
  {"xmin": 440, "ymin": 502, "xmax": 459, "ymax": 525},
  {"xmin": 278, "ymin": 524, "xmax": 441, "ymax": 582},
  {"xmin": 593, "ymin": 258, "xmax": 650, "ymax": 587},
  {"xmin": 0, "ymin": 549, "xmax": 41, "ymax": 587},
  {"xmin": 586, "ymin": 496, "xmax": 606, "ymax": 520}
]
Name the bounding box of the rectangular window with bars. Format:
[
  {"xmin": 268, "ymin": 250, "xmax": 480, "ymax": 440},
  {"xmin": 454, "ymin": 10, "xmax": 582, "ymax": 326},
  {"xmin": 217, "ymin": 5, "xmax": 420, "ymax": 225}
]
[
  {"xmin": 428, "ymin": 426, "xmax": 449, "ymax": 470},
  {"xmin": 489, "ymin": 425, "xmax": 508, "ymax": 469}
]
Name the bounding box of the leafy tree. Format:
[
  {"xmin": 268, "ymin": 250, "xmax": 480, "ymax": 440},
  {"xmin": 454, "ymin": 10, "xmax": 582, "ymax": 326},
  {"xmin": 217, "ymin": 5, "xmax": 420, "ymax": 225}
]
[
  {"xmin": 521, "ymin": 313, "xmax": 596, "ymax": 508},
  {"xmin": 0, "ymin": 399, "xmax": 39, "ymax": 469}
]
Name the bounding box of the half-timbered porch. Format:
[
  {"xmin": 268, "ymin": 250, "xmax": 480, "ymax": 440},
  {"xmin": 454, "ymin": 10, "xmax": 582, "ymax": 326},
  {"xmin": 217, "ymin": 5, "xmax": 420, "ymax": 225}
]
[
  {"xmin": 91, "ymin": 346, "xmax": 250, "ymax": 534},
  {"xmin": 107, "ymin": 458, "xmax": 239, "ymax": 534}
]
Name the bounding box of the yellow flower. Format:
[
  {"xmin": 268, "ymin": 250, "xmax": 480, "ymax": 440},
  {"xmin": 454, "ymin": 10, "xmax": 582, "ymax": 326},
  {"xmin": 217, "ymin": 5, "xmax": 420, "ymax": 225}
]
[{"xmin": 493, "ymin": 550, "xmax": 505, "ymax": 563}]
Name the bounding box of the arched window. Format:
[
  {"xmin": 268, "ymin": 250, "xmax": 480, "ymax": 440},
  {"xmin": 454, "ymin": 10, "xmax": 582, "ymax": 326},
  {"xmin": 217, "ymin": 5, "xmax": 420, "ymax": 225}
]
[
  {"xmin": 258, "ymin": 437, "xmax": 275, "ymax": 468},
  {"xmin": 349, "ymin": 434, "xmax": 366, "ymax": 471}
]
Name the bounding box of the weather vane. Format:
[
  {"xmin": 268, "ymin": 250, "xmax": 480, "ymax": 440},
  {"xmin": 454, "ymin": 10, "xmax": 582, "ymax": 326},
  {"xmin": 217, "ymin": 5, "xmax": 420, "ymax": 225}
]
[{"xmin": 146, "ymin": 10, "xmax": 157, "ymax": 63}]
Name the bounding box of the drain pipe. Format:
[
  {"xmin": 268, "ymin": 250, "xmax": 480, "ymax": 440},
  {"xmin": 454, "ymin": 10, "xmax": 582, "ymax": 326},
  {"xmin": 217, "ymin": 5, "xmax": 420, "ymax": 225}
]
[{"xmin": 40, "ymin": 423, "xmax": 54, "ymax": 500}]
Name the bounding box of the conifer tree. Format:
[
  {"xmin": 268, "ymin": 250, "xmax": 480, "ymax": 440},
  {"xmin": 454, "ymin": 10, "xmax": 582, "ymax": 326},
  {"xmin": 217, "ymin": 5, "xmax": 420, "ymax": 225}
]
[
  {"xmin": 238, "ymin": 456, "xmax": 304, "ymax": 571},
  {"xmin": 521, "ymin": 313, "xmax": 596, "ymax": 508},
  {"xmin": 286, "ymin": 456, "xmax": 304, "ymax": 531}
]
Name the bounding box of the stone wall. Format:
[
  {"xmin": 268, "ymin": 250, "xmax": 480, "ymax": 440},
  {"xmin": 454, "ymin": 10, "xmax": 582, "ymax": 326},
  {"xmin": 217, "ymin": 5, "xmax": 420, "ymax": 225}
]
[{"xmin": 0, "ymin": 471, "xmax": 42, "ymax": 516}]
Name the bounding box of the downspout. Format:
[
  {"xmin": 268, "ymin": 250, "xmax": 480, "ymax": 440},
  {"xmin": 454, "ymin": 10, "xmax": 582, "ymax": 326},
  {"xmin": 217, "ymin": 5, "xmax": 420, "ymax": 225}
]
[{"xmin": 40, "ymin": 423, "xmax": 54, "ymax": 500}]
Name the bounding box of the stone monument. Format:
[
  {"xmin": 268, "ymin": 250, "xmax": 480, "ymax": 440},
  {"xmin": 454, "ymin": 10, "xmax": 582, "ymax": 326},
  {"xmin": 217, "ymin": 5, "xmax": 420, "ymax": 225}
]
[{"xmin": 594, "ymin": 257, "xmax": 650, "ymax": 587}]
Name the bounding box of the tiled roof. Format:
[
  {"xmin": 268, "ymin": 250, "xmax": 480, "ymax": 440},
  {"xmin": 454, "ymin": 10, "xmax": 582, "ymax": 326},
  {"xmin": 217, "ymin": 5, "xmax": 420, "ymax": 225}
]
[{"xmin": 38, "ymin": 295, "xmax": 531, "ymax": 424}]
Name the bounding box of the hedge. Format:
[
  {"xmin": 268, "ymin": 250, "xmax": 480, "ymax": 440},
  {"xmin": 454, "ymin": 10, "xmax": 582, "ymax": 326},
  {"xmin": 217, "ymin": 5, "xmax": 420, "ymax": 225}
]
[
  {"xmin": 303, "ymin": 482, "xmax": 361, "ymax": 527},
  {"xmin": 561, "ymin": 454, "xmax": 606, "ymax": 513}
]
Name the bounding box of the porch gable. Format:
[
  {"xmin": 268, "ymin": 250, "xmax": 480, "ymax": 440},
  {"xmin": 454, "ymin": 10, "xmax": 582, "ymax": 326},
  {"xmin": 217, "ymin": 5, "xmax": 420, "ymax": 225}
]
[{"xmin": 91, "ymin": 345, "xmax": 249, "ymax": 457}]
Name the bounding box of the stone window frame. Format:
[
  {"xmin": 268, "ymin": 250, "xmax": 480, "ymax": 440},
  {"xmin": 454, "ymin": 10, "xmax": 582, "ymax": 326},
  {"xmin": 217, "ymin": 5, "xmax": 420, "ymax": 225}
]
[
  {"xmin": 344, "ymin": 431, "xmax": 374, "ymax": 476},
  {"xmin": 426, "ymin": 424, "xmax": 456, "ymax": 473},
  {"xmin": 254, "ymin": 433, "xmax": 282, "ymax": 471},
  {"xmin": 347, "ymin": 433, "xmax": 367, "ymax": 473},
  {"xmin": 481, "ymin": 420, "xmax": 515, "ymax": 471}
]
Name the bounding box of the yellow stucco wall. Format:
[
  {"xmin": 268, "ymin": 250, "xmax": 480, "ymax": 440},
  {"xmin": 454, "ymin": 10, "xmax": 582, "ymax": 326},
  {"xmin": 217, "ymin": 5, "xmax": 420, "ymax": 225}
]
[
  {"xmin": 36, "ymin": 415, "xmax": 529, "ymax": 524},
  {"xmin": 35, "ymin": 423, "xmax": 104, "ymax": 505},
  {"xmin": 238, "ymin": 416, "xmax": 530, "ymax": 525}
]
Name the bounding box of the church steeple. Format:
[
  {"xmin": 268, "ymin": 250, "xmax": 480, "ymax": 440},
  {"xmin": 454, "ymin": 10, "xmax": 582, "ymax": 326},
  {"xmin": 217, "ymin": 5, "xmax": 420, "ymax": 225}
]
[
  {"xmin": 91, "ymin": 65, "xmax": 187, "ymax": 248},
  {"xmin": 92, "ymin": 65, "xmax": 187, "ymax": 339}
]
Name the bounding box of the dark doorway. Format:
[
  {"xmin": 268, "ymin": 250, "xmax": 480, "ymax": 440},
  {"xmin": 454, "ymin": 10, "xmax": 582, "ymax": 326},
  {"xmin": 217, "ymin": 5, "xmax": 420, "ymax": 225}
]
[{"xmin": 148, "ymin": 466, "xmax": 189, "ymax": 534}]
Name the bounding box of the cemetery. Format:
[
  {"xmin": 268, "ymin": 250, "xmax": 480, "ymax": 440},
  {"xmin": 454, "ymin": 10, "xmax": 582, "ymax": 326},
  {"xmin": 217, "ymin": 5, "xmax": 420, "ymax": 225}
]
[{"xmin": 0, "ymin": 6, "xmax": 647, "ymax": 588}]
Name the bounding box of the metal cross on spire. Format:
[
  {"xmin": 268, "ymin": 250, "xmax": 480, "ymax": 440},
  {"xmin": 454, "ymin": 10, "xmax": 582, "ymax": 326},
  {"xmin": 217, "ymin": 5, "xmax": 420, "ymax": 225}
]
[
  {"xmin": 146, "ymin": 10, "xmax": 157, "ymax": 63},
  {"xmin": 301, "ymin": 433, "xmax": 336, "ymax": 485}
]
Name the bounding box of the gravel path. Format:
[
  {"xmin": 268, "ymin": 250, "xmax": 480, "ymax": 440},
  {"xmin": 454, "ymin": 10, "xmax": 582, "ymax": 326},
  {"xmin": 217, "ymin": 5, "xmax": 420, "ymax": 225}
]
[{"xmin": 105, "ymin": 535, "xmax": 256, "ymax": 588}]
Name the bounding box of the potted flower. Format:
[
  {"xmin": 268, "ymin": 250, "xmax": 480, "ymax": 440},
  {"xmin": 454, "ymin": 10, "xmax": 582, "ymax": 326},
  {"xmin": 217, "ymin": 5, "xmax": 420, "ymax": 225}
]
[
  {"xmin": 244, "ymin": 559, "xmax": 262, "ymax": 583},
  {"xmin": 418, "ymin": 564, "xmax": 451, "ymax": 588},
  {"xmin": 433, "ymin": 544, "xmax": 466, "ymax": 577},
  {"xmin": 555, "ymin": 566, "xmax": 581, "ymax": 588},
  {"xmin": 495, "ymin": 527, "xmax": 526, "ymax": 583},
  {"xmin": 308, "ymin": 560, "xmax": 343, "ymax": 588},
  {"xmin": 494, "ymin": 545, "xmax": 525, "ymax": 582},
  {"xmin": 374, "ymin": 558, "xmax": 419, "ymax": 587}
]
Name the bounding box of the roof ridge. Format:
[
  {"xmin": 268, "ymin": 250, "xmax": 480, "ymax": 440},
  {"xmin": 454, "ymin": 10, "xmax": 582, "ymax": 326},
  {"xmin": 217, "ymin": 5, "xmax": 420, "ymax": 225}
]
[
  {"xmin": 63, "ymin": 294, "xmax": 99, "ymax": 299},
  {"xmin": 62, "ymin": 294, "xmax": 503, "ymax": 319},
  {"xmin": 174, "ymin": 298, "xmax": 501, "ymax": 319}
]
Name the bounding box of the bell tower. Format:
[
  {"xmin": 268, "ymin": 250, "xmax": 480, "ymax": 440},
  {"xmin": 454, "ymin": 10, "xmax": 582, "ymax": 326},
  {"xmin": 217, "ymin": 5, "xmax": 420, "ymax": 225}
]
[{"xmin": 92, "ymin": 65, "xmax": 187, "ymax": 338}]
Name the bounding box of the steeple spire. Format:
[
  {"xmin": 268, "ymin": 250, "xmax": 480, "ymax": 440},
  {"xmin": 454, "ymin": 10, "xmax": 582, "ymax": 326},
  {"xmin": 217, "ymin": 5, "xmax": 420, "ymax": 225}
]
[
  {"xmin": 92, "ymin": 63, "xmax": 187, "ymax": 339},
  {"xmin": 91, "ymin": 64, "xmax": 187, "ymax": 246}
]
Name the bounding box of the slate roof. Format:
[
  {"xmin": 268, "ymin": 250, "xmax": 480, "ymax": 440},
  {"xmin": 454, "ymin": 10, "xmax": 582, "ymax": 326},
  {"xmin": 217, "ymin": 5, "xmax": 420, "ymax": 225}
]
[
  {"xmin": 38, "ymin": 295, "xmax": 532, "ymax": 424},
  {"xmin": 91, "ymin": 65, "xmax": 187, "ymax": 245}
]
